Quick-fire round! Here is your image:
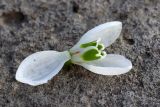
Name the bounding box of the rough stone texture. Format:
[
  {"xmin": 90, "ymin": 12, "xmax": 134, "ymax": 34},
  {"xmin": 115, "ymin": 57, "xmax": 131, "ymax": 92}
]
[{"xmin": 0, "ymin": 0, "xmax": 160, "ymax": 107}]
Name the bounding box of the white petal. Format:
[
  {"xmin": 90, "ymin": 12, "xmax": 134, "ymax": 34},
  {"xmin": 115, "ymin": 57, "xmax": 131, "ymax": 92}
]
[
  {"xmin": 71, "ymin": 21, "xmax": 122, "ymax": 51},
  {"xmin": 81, "ymin": 54, "xmax": 132, "ymax": 75},
  {"xmin": 16, "ymin": 51, "xmax": 71, "ymax": 86}
]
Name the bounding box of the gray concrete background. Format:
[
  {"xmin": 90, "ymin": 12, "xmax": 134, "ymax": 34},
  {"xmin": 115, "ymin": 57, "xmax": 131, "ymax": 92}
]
[{"xmin": 0, "ymin": 0, "xmax": 160, "ymax": 107}]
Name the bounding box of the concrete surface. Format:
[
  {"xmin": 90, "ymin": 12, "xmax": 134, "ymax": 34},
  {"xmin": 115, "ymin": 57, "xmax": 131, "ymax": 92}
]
[{"xmin": 0, "ymin": 0, "xmax": 160, "ymax": 107}]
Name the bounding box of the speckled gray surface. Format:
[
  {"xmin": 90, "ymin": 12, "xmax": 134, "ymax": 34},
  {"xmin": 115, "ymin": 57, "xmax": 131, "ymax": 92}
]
[{"xmin": 0, "ymin": 0, "xmax": 160, "ymax": 107}]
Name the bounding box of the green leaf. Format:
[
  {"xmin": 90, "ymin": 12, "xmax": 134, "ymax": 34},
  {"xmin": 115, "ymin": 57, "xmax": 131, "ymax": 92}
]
[{"xmin": 64, "ymin": 59, "xmax": 72, "ymax": 70}]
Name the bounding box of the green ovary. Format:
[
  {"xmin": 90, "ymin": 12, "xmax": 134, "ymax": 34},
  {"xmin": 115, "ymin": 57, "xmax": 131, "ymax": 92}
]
[{"xmin": 81, "ymin": 48, "xmax": 101, "ymax": 61}]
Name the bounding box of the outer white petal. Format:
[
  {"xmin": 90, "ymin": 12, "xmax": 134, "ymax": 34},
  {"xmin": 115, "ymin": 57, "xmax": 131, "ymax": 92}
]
[
  {"xmin": 16, "ymin": 51, "xmax": 71, "ymax": 86},
  {"xmin": 81, "ymin": 54, "xmax": 132, "ymax": 75},
  {"xmin": 71, "ymin": 21, "xmax": 122, "ymax": 51}
]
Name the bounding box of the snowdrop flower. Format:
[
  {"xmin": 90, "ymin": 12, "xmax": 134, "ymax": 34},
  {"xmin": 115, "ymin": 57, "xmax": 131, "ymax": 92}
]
[{"xmin": 16, "ymin": 21, "xmax": 132, "ymax": 86}]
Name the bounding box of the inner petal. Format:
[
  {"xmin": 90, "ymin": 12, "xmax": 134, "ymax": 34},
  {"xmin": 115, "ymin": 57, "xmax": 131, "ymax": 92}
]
[
  {"xmin": 81, "ymin": 48, "xmax": 101, "ymax": 61},
  {"xmin": 80, "ymin": 41, "xmax": 97, "ymax": 48}
]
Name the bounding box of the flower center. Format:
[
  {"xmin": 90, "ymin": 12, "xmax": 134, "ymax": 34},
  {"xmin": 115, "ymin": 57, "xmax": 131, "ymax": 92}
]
[{"xmin": 80, "ymin": 40, "xmax": 106, "ymax": 61}]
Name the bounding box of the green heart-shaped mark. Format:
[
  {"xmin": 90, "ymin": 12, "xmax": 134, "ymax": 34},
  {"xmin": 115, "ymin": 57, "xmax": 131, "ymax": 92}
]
[{"xmin": 81, "ymin": 48, "xmax": 101, "ymax": 61}]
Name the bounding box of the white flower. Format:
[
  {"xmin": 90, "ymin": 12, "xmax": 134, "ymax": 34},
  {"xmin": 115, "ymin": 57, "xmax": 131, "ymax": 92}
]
[{"xmin": 16, "ymin": 21, "xmax": 132, "ymax": 86}]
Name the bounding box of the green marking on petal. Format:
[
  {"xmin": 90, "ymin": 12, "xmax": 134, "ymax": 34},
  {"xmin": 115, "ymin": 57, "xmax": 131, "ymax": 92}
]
[
  {"xmin": 80, "ymin": 41, "xmax": 97, "ymax": 48},
  {"xmin": 81, "ymin": 48, "xmax": 101, "ymax": 61},
  {"xmin": 76, "ymin": 39, "xmax": 107, "ymax": 62},
  {"xmin": 97, "ymin": 43, "xmax": 105, "ymax": 50}
]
